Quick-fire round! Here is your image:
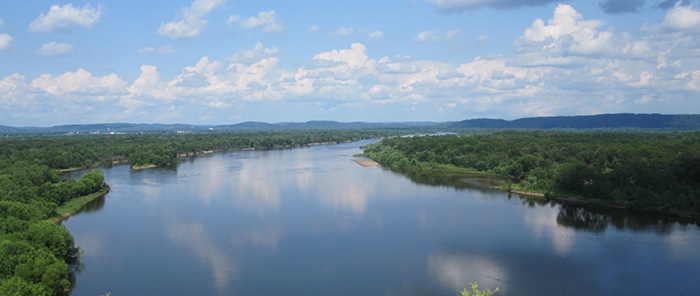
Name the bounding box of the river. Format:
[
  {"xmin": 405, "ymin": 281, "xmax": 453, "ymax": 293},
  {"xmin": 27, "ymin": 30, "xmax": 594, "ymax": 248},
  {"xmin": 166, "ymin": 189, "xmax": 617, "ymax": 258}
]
[{"xmin": 64, "ymin": 140, "xmax": 700, "ymax": 295}]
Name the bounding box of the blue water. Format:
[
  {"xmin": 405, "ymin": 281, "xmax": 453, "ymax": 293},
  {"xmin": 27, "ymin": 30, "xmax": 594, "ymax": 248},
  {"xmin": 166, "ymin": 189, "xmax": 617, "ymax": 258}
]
[{"xmin": 64, "ymin": 140, "xmax": 700, "ymax": 295}]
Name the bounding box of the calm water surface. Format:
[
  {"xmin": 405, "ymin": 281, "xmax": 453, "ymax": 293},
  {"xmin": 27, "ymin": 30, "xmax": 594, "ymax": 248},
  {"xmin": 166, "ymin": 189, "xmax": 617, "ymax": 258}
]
[{"xmin": 64, "ymin": 140, "xmax": 700, "ymax": 295}]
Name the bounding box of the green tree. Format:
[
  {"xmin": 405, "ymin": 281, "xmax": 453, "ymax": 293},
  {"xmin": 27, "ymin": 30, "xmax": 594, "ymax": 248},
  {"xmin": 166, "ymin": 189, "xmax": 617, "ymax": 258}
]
[{"xmin": 461, "ymin": 283, "xmax": 499, "ymax": 296}]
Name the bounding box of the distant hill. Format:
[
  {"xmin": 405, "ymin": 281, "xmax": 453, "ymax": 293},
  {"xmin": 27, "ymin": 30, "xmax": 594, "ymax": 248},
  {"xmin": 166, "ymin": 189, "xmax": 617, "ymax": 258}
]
[
  {"xmin": 444, "ymin": 114, "xmax": 700, "ymax": 130},
  {"xmin": 1, "ymin": 114, "xmax": 698, "ymax": 135}
]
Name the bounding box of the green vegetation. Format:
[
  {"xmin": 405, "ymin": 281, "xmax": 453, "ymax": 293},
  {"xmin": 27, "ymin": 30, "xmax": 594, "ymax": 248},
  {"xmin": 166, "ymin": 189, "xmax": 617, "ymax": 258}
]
[
  {"xmin": 361, "ymin": 131, "xmax": 700, "ymax": 219},
  {"xmin": 54, "ymin": 188, "xmax": 109, "ymax": 221},
  {"xmin": 0, "ymin": 165, "xmax": 107, "ymax": 295},
  {"xmin": 1, "ymin": 130, "xmax": 405, "ymax": 170},
  {"xmin": 461, "ymin": 283, "xmax": 499, "ymax": 296}
]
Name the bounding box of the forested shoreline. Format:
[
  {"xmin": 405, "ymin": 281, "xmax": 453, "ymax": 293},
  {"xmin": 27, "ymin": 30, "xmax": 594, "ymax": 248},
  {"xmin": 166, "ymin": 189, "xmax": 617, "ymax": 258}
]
[
  {"xmin": 2, "ymin": 129, "xmax": 698, "ymax": 294},
  {"xmin": 2, "ymin": 130, "xmax": 404, "ymax": 170},
  {"xmin": 0, "ymin": 130, "xmax": 409, "ymax": 295},
  {"xmin": 361, "ymin": 131, "xmax": 700, "ymax": 219}
]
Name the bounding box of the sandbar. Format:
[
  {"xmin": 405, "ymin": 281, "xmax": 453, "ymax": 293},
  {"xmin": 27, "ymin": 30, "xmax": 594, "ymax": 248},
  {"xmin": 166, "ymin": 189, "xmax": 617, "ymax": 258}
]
[{"xmin": 352, "ymin": 159, "xmax": 379, "ymax": 167}]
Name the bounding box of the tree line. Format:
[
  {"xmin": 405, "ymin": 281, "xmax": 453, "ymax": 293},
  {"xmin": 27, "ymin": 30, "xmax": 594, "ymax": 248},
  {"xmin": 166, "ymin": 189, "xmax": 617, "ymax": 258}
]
[{"xmin": 361, "ymin": 131, "xmax": 699, "ymax": 218}]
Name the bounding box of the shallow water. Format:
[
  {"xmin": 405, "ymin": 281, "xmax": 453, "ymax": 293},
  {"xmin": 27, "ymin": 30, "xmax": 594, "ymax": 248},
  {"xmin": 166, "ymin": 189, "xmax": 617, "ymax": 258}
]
[{"xmin": 64, "ymin": 140, "xmax": 700, "ymax": 295}]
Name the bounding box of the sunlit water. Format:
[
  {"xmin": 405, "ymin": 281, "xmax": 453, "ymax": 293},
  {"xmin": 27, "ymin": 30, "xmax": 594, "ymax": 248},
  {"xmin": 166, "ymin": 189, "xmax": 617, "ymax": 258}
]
[{"xmin": 64, "ymin": 140, "xmax": 700, "ymax": 295}]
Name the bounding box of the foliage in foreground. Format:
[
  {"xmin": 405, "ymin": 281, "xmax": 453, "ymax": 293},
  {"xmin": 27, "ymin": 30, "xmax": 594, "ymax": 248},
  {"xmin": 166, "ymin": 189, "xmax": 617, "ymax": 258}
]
[
  {"xmin": 362, "ymin": 131, "xmax": 700, "ymax": 218},
  {"xmin": 461, "ymin": 283, "xmax": 499, "ymax": 296}
]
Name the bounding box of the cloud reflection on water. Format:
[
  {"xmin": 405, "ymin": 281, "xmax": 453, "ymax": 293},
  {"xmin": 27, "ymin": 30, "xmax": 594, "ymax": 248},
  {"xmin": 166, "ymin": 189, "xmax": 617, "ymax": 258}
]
[
  {"xmin": 428, "ymin": 252, "xmax": 507, "ymax": 294},
  {"xmin": 523, "ymin": 209, "xmax": 576, "ymax": 255},
  {"xmin": 167, "ymin": 222, "xmax": 239, "ymax": 291}
]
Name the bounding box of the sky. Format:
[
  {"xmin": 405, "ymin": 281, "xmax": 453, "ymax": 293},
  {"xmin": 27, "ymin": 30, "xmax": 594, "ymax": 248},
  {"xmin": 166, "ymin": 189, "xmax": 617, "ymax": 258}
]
[{"xmin": 0, "ymin": 0, "xmax": 699, "ymax": 126}]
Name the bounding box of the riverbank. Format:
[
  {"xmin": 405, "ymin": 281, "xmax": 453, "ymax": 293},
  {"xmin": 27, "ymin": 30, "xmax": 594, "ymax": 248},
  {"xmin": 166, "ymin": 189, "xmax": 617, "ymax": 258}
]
[
  {"xmin": 369, "ymin": 159, "xmax": 699, "ymax": 222},
  {"xmin": 53, "ymin": 187, "xmax": 110, "ymax": 223}
]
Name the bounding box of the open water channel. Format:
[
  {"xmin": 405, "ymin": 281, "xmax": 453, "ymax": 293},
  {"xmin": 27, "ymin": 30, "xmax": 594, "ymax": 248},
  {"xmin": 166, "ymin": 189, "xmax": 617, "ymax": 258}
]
[{"xmin": 64, "ymin": 140, "xmax": 700, "ymax": 295}]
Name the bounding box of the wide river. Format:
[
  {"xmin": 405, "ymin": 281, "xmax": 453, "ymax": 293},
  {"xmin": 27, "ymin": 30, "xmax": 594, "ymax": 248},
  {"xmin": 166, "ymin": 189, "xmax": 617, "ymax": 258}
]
[{"xmin": 64, "ymin": 140, "xmax": 700, "ymax": 295}]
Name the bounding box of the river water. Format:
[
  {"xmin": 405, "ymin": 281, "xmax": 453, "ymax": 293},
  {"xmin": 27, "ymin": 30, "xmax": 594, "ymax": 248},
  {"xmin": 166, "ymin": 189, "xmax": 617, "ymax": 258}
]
[{"xmin": 64, "ymin": 140, "xmax": 700, "ymax": 295}]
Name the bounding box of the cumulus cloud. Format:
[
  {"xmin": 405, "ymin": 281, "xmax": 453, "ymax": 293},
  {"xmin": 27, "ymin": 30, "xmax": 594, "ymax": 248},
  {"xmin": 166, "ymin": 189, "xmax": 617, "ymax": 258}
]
[
  {"xmin": 0, "ymin": 34, "xmax": 12, "ymax": 50},
  {"xmin": 30, "ymin": 69, "xmax": 127, "ymax": 98},
  {"xmin": 427, "ymin": 0, "xmax": 560, "ymax": 12},
  {"xmin": 330, "ymin": 27, "xmax": 354, "ymax": 37},
  {"xmin": 2, "ymin": 4, "xmax": 699, "ymax": 125},
  {"xmin": 138, "ymin": 45, "xmax": 175, "ymax": 55},
  {"xmin": 0, "ymin": 74, "xmax": 33, "ymax": 107},
  {"xmin": 158, "ymin": 0, "xmax": 224, "ymax": 39},
  {"xmin": 368, "ymin": 31, "xmax": 384, "ymax": 40},
  {"xmin": 660, "ymin": 4, "xmax": 700, "ymax": 32},
  {"xmin": 36, "ymin": 42, "xmax": 74, "ymax": 56},
  {"xmin": 29, "ymin": 3, "xmax": 103, "ymax": 33},
  {"xmin": 518, "ymin": 4, "xmax": 620, "ymax": 58},
  {"xmin": 233, "ymin": 10, "xmax": 284, "ymax": 32},
  {"xmin": 227, "ymin": 42, "xmax": 279, "ymax": 63}
]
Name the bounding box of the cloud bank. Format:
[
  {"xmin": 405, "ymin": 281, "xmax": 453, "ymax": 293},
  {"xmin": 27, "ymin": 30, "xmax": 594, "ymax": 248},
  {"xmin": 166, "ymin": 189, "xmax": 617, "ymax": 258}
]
[{"xmin": 2, "ymin": 4, "xmax": 699, "ymax": 125}]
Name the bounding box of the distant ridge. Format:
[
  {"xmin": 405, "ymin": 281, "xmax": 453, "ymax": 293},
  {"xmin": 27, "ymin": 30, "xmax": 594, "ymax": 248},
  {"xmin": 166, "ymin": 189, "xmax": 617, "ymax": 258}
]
[
  {"xmin": 444, "ymin": 113, "xmax": 700, "ymax": 130},
  {"xmin": 1, "ymin": 114, "xmax": 698, "ymax": 135}
]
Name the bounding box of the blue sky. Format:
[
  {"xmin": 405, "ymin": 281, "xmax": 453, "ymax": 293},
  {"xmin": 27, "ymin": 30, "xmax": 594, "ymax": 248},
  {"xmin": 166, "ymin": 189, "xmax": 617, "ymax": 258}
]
[{"xmin": 0, "ymin": 0, "xmax": 698, "ymax": 126}]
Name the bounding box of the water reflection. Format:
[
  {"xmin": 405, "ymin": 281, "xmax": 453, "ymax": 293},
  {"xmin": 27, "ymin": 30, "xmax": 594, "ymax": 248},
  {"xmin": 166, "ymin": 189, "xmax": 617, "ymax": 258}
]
[
  {"xmin": 523, "ymin": 209, "xmax": 576, "ymax": 255},
  {"xmin": 74, "ymin": 193, "xmax": 106, "ymax": 215},
  {"xmin": 555, "ymin": 204, "xmax": 692, "ymax": 235},
  {"xmin": 63, "ymin": 141, "xmax": 700, "ymax": 296},
  {"xmin": 390, "ymin": 169, "xmax": 505, "ymax": 192},
  {"xmin": 167, "ymin": 221, "xmax": 239, "ymax": 291},
  {"xmin": 428, "ymin": 252, "xmax": 507, "ymax": 294}
]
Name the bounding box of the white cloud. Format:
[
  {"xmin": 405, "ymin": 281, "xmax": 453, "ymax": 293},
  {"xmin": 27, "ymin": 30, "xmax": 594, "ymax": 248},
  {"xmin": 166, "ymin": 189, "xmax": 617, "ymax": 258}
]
[
  {"xmin": 30, "ymin": 69, "xmax": 127, "ymax": 98},
  {"xmin": 158, "ymin": 0, "xmax": 224, "ymax": 39},
  {"xmin": 128, "ymin": 65, "xmax": 173, "ymax": 101},
  {"xmin": 36, "ymin": 42, "xmax": 74, "ymax": 56},
  {"xmin": 0, "ymin": 19, "xmax": 4, "ymax": 27},
  {"xmin": 236, "ymin": 10, "xmax": 284, "ymax": 32},
  {"xmin": 661, "ymin": 4, "xmax": 700, "ymax": 32},
  {"xmin": 308, "ymin": 25, "xmax": 319, "ymax": 33},
  {"xmin": 518, "ymin": 4, "xmax": 619, "ymax": 58},
  {"xmin": 414, "ymin": 30, "xmax": 439, "ymax": 42},
  {"xmin": 2, "ymin": 3, "xmax": 699, "ymax": 125},
  {"xmin": 368, "ymin": 31, "xmax": 384, "ymax": 40},
  {"xmin": 0, "ymin": 34, "xmax": 12, "ymax": 50},
  {"xmin": 227, "ymin": 42, "xmax": 279, "ymax": 64},
  {"xmin": 0, "ymin": 74, "xmax": 32, "ymax": 107},
  {"xmin": 330, "ymin": 27, "xmax": 354, "ymax": 37},
  {"xmin": 314, "ymin": 43, "xmax": 372, "ymax": 68},
  {"xmin": 138, "ymin": 45, "xmax": 175, "ymax": 55},
  {"xmin": 29, "ymin": 3, "xmax": 103, "ymax": 33}
]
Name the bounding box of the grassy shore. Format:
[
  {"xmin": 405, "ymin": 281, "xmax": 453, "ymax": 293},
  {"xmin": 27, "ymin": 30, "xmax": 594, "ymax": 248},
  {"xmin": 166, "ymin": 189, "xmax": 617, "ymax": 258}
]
[{"xmin": 53, "ymin": 187, "xmax": 110, "ymax": 222}]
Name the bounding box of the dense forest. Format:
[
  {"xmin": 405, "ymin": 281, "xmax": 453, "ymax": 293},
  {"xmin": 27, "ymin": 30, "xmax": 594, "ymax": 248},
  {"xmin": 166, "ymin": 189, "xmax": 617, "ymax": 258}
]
[
  {"xmin": 0, "ymin": 165, "xmax": 107, "ymax": 295},
  {"xmin": 0, "ymin": 130, "xmax": 407, "ymax": 295},
  {"xmin": 0, "ymin": 130, "xmax": 403, "ymax": 170},
  {"xmin": 361, "ymin": 131, "xmax": 700, "ymax": 219}
]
